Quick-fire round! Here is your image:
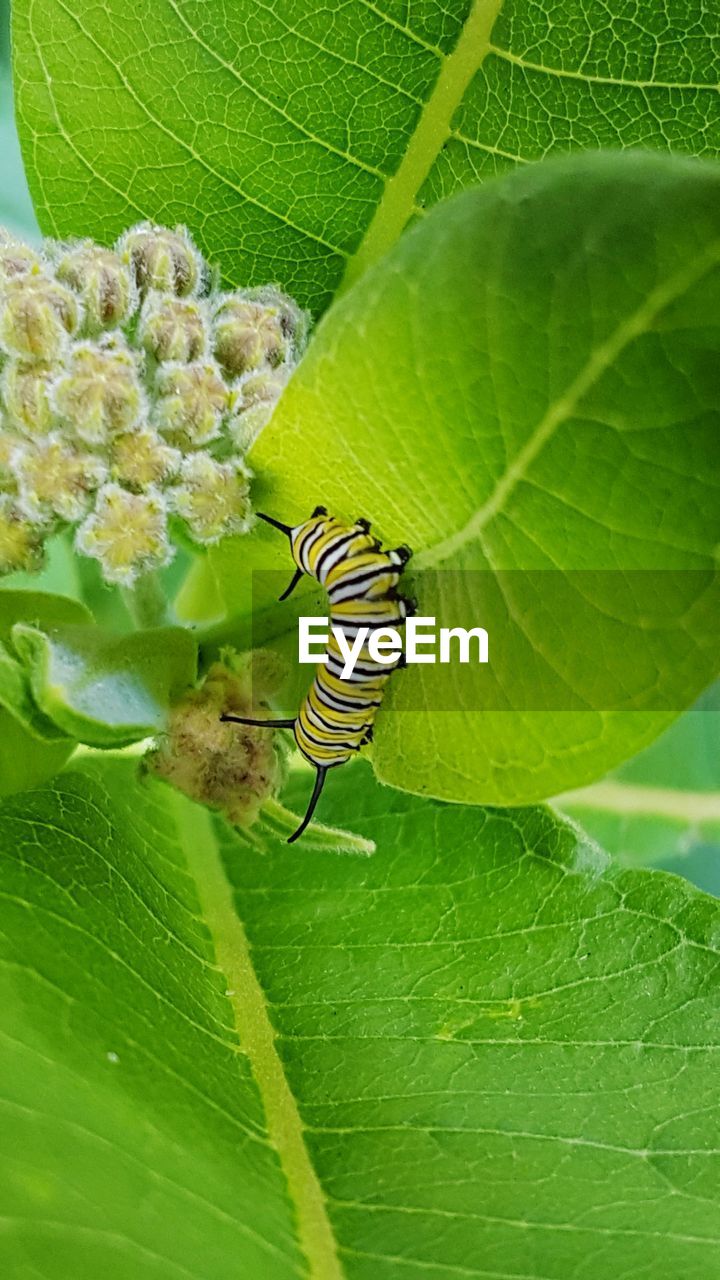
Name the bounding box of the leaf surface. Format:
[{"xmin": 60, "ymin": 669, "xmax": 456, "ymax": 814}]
[
  {"xmin": 241, "ymin": 151, "xmax": 720, "ymax": 803},
  {"xmin": 1, "ymin": 758, "xmax": 720, "ymax": 1277},
  {"xmin": 12, "ymin": 0, "xmax": 720, "ymax": 311},
  {"xmin": 11, "ymin": 621, "xmax": 198, "ymax": 746}
]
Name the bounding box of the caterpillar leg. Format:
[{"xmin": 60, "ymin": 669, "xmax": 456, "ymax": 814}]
[
  {"xmin": 356, "ymin": 518, "xmax": 371, "ymax": 532},
  {"xmin": 278, "ymin": 567, "xmax": 304, "ymax": 601},
  {"xmin": 288, "ymin": 766, "xmax": 328, "ymax": 844},
  {"xmin": 392, "ymin": 544, "xmax": 413, "ymax": 565},
  {"xmin": 311, "ymin": 504, "xmax": 328, "ymax": 517}
]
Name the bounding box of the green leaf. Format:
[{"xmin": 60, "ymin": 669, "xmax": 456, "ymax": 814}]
[
  {"xmin": 557, "ymin": 686, "xmax": 720, "ymax": 886},
  {"xmin": 11, "ymin": 622, "xmax": 198, "ymax": 746},
  {"xmin": 12, "ymin": 0, "xmax": 720, "ymax": 313},
  {"xmin": 2, "ymin": 757, "xmax": 720, "ymax": 1277},
  {"xmin": 242, "ymin": 151, "xmax": 720, "ymax": 805}
]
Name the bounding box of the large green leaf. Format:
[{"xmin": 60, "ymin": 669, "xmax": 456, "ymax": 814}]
[
  {"xmin": 1, "ymin": 758, "xmax": 720, "ymax": 1277},
  {"xmin": 12, "ymin": 0, "xmax": 720, "ymax": 312},
  {"xmin": 239, "ymin": 151, "xmax": 720, "ymax": 805},
  {"xmin": 558, "ymin": 685, "xmax": 720, "ymax": 894}
]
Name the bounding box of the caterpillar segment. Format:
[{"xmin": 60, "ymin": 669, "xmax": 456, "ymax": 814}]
[{"xmin": 221, "ymin": 506, "xmax": 413, "ymax": 842}]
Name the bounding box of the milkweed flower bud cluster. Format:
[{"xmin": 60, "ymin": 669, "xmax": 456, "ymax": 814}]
[{"xmin": 0, "ymin": 223, "xmax": 307, "ymax": 583}]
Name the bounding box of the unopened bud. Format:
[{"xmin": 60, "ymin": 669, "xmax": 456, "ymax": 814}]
[
  {"xmin": 0, "ymin": 493, "xmax": 45, "ymax": 573},
  {"xmin": 0, "ymin": 273, "xmax": 81, "ymax": 361},
  {"xmin": 228, "ymin": 365, "xmax": 289, "ymax": 450},
  {"xmin": 76, "ymin": 483, "xmax": 171, "ymax": 585},
  {"xmin": 169, "ymin": 453, "xmax": 252, "ymax": 544},
  {"xmin": 140, "ymin": 293, "xmax": 208, "ymax": 363},
  {"xmin": 154, "ymin": 360, "xmax": 228, "ymax": 446},
  {"xmin": 117, "ymin": 222, "xmax": 203, "ymax": 297},
  {"xmin": 52, "ymin": 339, "xmax": 144, "ymax": 444},
  {"xmin": 0, "ymin": 229, "xmax": 42, "ymax": 282},
  {"xmin": 111, "ymin": 428, "xmax": 181, "ymax": 489},
  {"xmin": 2, "ymin": 361, "xmax": 55, "ymax": 437},
  {"xmin": 145, "ymin": 658, "xmax": 287, "ymax": 828},
  {"xmin": 213, "ymin": 287, "xmax": 306, "ymax": 378},
  {"xmin": 14, "ymin": 435, "xmax": 107, "ymax": 523},
  {"xmin": 55, "ymin": 240, "xmax": 136, "ymax": 331}
]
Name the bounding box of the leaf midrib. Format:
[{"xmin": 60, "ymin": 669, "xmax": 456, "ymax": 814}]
[
  {"xmin": 556, "ymin": 780, "xmax": 720, "ymax": 824},
  {"xmin": 338, "ymin": 0, "xmax": 505, "ymax": 293},
  {"xmin": 415, "ymin": 238, "xmax": 720, "ymax": 570},
  {"xmin": 173, "ymin": 795, "xmax": 344, "ymax": 1280}
]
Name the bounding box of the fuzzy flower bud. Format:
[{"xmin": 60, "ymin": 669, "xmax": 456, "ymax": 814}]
[
  {"xmin": 0, "ymin": 230, "xmax": 42, "ymax": 282},
  {"xmin": 0, "ymin": 273, "xmax": 81, "ymax": 362},
  {"xmin": 75, "ymin": 483, "xmax": 171, "ymax": 585},
  {"xmin": 169, "ymin": 453, "xmax": 252, "ymax": 544},
  {"xmin": 145, "ymin": 657, "xmax": 287, "ymax": 828},
  {"xmin": 13, "ymin": 435, "xmax": 107, "ymax": 523},
  {"xmin": 117, "ymin": 222, "xmax": 202, "ymax": 297},
  {"xmin": 154, "ymin": 360, "xmax": 228, "ymax": 446},
  {"xmin": 213, "ymin": 288, "xmax": 303, "ymax": 377},
  {"xmin": 140, "ymin": 294, "xmax": 208, "ymax": 364},
  {"xmin": 111, "ymin": 428, "xmax": 181, "ymax": 489},
  {"xmin": 2, "ymin": 362, "xmax": 55, "ymax": 437},
  {"xmin": 0, "ymin": 493, "xmax": 44, "ymax": 573},
  {"xmin": 52, "ymin": 339, "xmax": 144, "ymax": 444},
  {"xmin": 228, "ymin": 366, "xmax": 289, "ymax": 449},
  {"xmin": 55, "ymin": 240, "xmax": 136, "ymax": 332}
]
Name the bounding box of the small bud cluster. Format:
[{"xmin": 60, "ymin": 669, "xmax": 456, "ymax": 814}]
[
  {"xmin": 146, "ymin": 653, "xmax": 288, "ymax": 828},
  {"xmin": 0, "ymin": 224, "xmax": 307, "ymax": 583}
]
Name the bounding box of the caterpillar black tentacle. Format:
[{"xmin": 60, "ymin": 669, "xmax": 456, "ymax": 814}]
[{"xmin": 233, "ymin": 508, "xmax": 413, "ymax": 842}]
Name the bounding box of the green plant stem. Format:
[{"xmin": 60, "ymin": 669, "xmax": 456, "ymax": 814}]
[
  {"xmin": 259, "ymin": 796, "xmax": 375, "ymax": 856},
  {"xmin": 121, "ymin": 572, "xmax": 172, "ymax": 630}
]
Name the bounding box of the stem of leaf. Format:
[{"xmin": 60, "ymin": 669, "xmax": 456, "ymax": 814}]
[
  {"xmin": 121, "ymin": 572, "xmax": 172, "ymax": 630},
  {"xmin": 260, "ymin": 796, "xmax": 376, "ymax": 857}
]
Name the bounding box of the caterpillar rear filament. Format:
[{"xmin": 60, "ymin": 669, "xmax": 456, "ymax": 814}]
[{"xmin": 221, "ymin": 506, "xmax": 414, "ymax": 842}]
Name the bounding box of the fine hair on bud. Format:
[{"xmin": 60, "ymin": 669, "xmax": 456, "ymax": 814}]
[
  {"xmin": 52, "ymin": 337, "xmax": 145, "ymax": 443},
  {"xmin": 2, "ymin": 361, "xmax": 55, "ymax": 437},
  {"xmin": 139, "ymin": 293, "xmax": 209, "ymax": 364},
  {"xmin": 0, "ymin": 493, "xmax": 45, "ymax": 572},
  {"xmin": 0, "ymin": 229, "xmax": 42, "ymax": 283},
  {"xmin": 169, "ymin": 452, "xmax": 253, "ymax": 544},
  {"xmin": 54, "ymin": 240, "xmax": 137, "ymax": 332},
  {"xmin": 153, "ymin": 360, "xmax": 228, "ymax": 446},
  {"xmin": 75, "ymin": 482, "xmax": 172, "ymax": 585},
  {"xmin": 111, "ymin": 428, "xmax": 181, "ymax": 490},
  {"xmin": 212, "ymin": 286, "xmax": 307, "ymax": 378},
  {"xmin": 13, "ymin": 434, "xmax": 108, "ymax": 524},
  {"xmin": 0, "ymin": 273, "xmax": 82, "ymax": 362},
  {"xmin": 145, "ymin": 658, "xmax": 288, "ymax": 829},
  {"xmin": 117, "ymin": 222, "xmax": 204, "ymax": 298}
]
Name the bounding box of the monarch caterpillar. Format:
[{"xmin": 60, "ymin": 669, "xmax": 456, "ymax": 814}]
[{"xmin": 221, "ymin": 506, "xmax": 414, "ymax": 842}]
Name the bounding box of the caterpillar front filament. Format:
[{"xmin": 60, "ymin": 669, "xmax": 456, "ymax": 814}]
[{"xmin": 222, "ymin": 506, "xmax": 414, "ymax": 842}]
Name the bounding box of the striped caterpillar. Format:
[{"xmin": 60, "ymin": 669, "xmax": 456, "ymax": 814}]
[{"xmin": 221, "ymin": 506, "xmax": 414, "ymax": 842}]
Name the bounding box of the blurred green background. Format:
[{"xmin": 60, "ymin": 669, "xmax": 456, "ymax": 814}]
[{"xmin": 0, "ymin": 0, "xmax": 36, "ymax": 239}]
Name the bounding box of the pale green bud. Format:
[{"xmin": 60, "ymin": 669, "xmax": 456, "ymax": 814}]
[
  {"xmin": 0, "ymin": 229, "xmax": 42, "ymax": 283},
  {"xmin": 169, "ymin": 453, "xmax": 252, "ymax": 544},
  {"xmin": 76, "ymin": 483, "xmax": 172, "ymax": 585},
  {"xmin": 52, "ymin": 339, "xmax": 144, "ymax": 444},
  {"xmin": 111, "ymin": 428, "xmax": 181, "ymax": 489},
  {"xmin": 55, "ymin": 240, "xmax": 137, "ymax": 332},
  {"xmin": 0, "ymin": 432, "xmax": 24, "ymax": 486},
  {"xmin": 2, "ymin": 362, "xmax": 55, "ymax": 437},
  {"xmin": 117, "ymin": 222, "xmax": 203, "ymax": 297},
  {"xmin": 0, "ymin": 493, "xmax": 45, "ymax": 573},
  {"xmin": 14, "ymin": 434, "xmax": 107, "ymax": 523},
  {"xmin": 228, "ymin": 365, "xmax": 289, "ymax": 450},
  {"xmin": 139, "ymin": 293, "xmax": 209, "ymax": 363},
  {"xmin": 154, "ymin": 360, "xmax": 228, "ymax": 446},
  {"xmin": 212, "ymin": 287, "xmax": 306, "ymax": 378},
  {"xmin": 0, "ymin": 273, "xmax": 81, "ymax": 362}
]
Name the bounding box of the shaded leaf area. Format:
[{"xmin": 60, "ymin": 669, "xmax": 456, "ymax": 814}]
[
  {"xmin": 236, "ymin": 152, "xmax": 720, "ymax": 805},
  {"xmin": 559, "ymin": 686, "xmax": 720, "ymax": 894},
  {"xmin": 12, "ymin": 0, "xmax": 720, "ymax": 312},
  {"xmin": 1, "ymin": 757, "xmax": 720, "ymax": 1277}
]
